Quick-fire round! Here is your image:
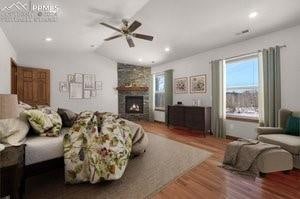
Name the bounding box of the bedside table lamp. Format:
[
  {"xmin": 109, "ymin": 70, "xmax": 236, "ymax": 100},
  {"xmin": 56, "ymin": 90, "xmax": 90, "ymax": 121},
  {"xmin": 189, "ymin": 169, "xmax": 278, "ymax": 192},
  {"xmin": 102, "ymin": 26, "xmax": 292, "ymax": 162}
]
[
  {"xmin": 0, "ymin": 94, "xmax": 18, "ymax": 151},
  {"xmin": 0, "ymin": 94, "xmax": 18, "ymax": 119}
]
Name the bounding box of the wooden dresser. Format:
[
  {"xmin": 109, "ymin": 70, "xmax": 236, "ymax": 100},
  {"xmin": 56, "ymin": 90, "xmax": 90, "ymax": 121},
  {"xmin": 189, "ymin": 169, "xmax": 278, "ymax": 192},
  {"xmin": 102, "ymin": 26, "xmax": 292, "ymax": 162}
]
[{"xmin": 167, "ymin": 105, "xmax": 211, "ymax": 136}]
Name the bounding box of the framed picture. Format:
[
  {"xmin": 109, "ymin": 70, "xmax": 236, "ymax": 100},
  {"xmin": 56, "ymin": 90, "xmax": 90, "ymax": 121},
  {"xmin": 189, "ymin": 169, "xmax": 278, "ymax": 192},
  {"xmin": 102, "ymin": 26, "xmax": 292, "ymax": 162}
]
[
  {"xmin": 69, "ymin": 83, "xmax": 83, "ymax": 99},
  {"xmin": 74, "ymin": 73, "xmax": 83, "ymax": 83},
  {"xmin": 59, "ymin": 82, "xmax": 68, "ymax": 92},
  {"xmin": 68, "ymin": 74, "xmax": 75, "ymax": 83},
  {"xmin": 174, "ymin": 77, "xmax": 188, "ymax": 94},
  {"xmin": 91, "ymin": 90, "xmax": 96, "ymax": 97},
  {"xmin": 190, "ymin": 75, "xmax": 207, "ymax": 93},
  {"xmin": 83, "ymin": 90, "xmax": 91, "ymax": 99},
  {"xmin": 95, "ymin": 81, "xmax": 102, "ymax": 90},
  {"xmin": 83, "ymin": 74, "xmax": 95, "ymax": 90}
]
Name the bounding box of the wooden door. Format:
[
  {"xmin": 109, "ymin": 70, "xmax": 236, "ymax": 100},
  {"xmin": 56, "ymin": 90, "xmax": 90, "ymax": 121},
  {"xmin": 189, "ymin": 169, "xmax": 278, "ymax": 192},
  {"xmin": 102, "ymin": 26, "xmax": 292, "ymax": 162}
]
[
  {"xmin": 17, "ymin": 67, "xmax": 50, "ymax": 106},
  {"xmin": 33, "ymin": 69, "xmax": 50, "ymax": 105}
]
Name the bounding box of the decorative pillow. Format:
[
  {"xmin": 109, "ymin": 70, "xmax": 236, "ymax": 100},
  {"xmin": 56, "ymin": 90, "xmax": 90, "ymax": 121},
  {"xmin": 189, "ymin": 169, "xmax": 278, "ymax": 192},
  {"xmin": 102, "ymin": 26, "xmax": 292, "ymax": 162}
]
[
  {"xmin": 17, "ymin": 101, "xmax": 33, "ymax": 119},
  {"xmin": 285, "ymin": 115, "xmax": 300, "ymax": 136},
  {"xmin": 57, "ymin": 108, "xmax": 77, "ymax": 127},
  {"xmin": 23, "ymin": 109, "xmax": 53, "ymax": 135},
  {"xmin": 39, "ymin": 107, "xmax": 62, "ymax": 137},
  {"xmin": 0, "ymin": 118, "xmax": 30, "ymax": 146},
  {"xmin": 19, "ymin": 101, "xmax": 33, "ymax": 110}
]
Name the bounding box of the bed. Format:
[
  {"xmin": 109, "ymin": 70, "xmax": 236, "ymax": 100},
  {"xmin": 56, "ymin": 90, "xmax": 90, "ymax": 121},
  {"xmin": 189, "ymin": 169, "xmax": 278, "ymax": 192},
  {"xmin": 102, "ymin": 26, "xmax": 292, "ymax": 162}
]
[
  {"xmin": 25, "ymin": 128, "xmax": 69, "ymax": 166},
  {"xmin": 24, "ymin": 116, "xmax": 148, "ymax": 180}
]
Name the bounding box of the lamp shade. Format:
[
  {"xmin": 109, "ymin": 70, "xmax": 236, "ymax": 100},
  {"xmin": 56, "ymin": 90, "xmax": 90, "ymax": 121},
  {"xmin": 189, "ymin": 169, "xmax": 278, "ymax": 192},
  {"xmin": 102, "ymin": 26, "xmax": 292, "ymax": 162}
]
[{"xmin": 0, "ymin": 94, "xmax": 18, "ymax": 119}]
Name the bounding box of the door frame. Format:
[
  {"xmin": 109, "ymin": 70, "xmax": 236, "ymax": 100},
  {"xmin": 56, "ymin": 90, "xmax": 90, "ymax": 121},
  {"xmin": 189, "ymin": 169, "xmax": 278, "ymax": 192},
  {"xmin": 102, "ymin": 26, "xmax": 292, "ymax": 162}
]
[{"xmin": 11, "ymin": 58, "xmax": 18, "ymax": 94}]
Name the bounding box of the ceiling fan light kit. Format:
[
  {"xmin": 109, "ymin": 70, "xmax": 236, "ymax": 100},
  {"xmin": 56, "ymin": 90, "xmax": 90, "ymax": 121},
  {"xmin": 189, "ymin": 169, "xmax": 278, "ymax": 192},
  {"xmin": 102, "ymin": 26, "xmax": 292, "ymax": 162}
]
[{"xmin": 100, "ymin": 19, "xmax": 154, "ymax": 48}]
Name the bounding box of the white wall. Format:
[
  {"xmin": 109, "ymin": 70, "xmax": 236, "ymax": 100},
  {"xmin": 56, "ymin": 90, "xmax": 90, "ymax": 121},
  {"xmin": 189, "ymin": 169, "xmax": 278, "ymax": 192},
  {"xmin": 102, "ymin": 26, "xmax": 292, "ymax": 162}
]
[
  {"xmin": 18, "ymin": 52, "xmax": 118, "ymax": 114},
  {"xmin": 152, "ymin": 25, "xmax": 300, "ymax": 139},
  {"xmin": 154, "ymin": 111, "xmax": 165, "ymax": 123},
  {"xmin": 0, "ymin": 27, "xmax": 17, "ymax": 94}
]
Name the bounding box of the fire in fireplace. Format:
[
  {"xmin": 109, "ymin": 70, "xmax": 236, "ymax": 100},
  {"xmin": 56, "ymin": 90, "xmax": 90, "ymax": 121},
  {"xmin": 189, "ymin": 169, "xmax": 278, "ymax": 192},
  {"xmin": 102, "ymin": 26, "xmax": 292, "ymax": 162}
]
[{"xmin": 125, "ymin": 96, "xmax": 144, "ymax": 114}]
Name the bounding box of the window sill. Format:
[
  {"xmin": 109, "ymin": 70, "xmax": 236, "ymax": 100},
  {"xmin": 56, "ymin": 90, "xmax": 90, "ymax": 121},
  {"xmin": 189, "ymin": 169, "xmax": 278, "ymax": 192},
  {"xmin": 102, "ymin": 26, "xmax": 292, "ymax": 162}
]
[
  {"xmin": 155, "ymin": 108, "xmax": 165, "ymax": 112},
  {"xmin": 226, "ymin": 116, "xmax": 259, "ymax": 123}
]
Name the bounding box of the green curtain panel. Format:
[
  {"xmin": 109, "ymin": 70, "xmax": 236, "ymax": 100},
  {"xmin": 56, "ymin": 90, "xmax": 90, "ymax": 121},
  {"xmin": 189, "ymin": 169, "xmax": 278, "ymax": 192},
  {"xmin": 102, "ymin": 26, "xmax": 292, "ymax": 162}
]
[
  {"xmin": 211, "ymin": 60, "xmax": 226, "ymax": 138},
  {"xmin": 164, "ymin": 70, "xmax": 173, "ymax": 122},
  {"xmin": 262, "ymin": 46, "xmax": 281, "ymax": 127},
  {"xmin": 149, "ymin": 74, "xmax": 154, "ymax": 122}
]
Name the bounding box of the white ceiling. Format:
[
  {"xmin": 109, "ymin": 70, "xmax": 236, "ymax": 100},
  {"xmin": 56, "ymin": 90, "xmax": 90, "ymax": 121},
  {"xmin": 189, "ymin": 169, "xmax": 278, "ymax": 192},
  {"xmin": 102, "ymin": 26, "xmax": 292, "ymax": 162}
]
[
  {"xmin": 0, "ymin": 0, "xmax": 150, "ymax": 53},
  {"xmin": 1, "ymin": 0, "xmax": 300, "ymax": 66}
]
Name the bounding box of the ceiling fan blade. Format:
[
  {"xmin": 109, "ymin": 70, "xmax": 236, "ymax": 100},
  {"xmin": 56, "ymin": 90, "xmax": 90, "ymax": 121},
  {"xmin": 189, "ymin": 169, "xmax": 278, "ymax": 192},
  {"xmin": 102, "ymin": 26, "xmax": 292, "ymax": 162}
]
[
  {"xmin": 128, "ymin": 20, "xmax": 142, "ymax": 32},
  {"xmin": 100, "ymin": 22, "xmax": 122, "ymax": 33},
  {"xmin": 132, "ymin": 33, "xmax": 154, "ymax": 41},
  {"xmin": 126, "ymin": 36, "xmax": 135, "ymax": 48},
  {"xmin": 104, "ymin": 34, "xmax": 123, "ymax": 41}
]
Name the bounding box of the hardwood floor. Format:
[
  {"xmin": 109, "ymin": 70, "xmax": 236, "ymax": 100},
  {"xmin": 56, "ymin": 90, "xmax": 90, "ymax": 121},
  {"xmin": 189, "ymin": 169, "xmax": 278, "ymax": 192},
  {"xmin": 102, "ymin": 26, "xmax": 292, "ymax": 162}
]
[{"xmin": 139, "ymin": 121, "xmax": 300, "ymax": 199}]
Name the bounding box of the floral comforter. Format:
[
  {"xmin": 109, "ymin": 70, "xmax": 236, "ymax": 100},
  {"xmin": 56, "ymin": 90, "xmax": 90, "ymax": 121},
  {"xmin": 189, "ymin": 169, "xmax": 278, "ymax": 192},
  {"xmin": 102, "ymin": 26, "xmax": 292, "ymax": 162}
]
[{"xmin": 63, "ymin": 111, "xmax": 146, "ymax": 184}]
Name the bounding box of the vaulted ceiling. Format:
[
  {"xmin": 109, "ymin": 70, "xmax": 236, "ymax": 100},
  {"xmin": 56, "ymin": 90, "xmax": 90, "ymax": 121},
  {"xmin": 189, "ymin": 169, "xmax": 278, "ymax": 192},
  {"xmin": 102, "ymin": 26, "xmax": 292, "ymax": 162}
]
[{"xmin": 1, "ymin": 0, "xmax": 300, "ymax": 66}]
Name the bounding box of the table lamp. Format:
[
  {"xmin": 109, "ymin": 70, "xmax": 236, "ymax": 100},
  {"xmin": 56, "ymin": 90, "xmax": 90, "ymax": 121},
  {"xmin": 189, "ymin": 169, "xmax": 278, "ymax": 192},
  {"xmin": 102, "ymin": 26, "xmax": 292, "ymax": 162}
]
[
  {"xmin": 0, "ymin": 94, "xmax": 18, "ymax": 119},
  {"xmin": 0, "ymin": 94, "xmax": 18, "ymax": 151}
]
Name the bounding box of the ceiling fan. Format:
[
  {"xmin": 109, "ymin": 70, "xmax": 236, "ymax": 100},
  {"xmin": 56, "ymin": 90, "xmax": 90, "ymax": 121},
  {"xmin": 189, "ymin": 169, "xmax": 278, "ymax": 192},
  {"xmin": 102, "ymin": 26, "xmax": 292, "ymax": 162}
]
[{"xmin": 100, "ymin": 19, "xmax": 154, "ymax": 48}]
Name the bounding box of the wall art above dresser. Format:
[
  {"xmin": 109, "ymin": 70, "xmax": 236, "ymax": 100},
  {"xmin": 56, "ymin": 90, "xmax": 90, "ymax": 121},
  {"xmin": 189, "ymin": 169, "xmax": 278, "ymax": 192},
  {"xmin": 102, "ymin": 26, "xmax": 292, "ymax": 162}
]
[{"xmin": 174, "ymin": 74, "xmax": 207, "ymax": 94}]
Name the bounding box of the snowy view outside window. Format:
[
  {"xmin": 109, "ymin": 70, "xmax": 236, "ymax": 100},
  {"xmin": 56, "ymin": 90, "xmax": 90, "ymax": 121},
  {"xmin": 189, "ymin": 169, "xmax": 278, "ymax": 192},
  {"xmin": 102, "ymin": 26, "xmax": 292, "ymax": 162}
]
[{"xmin": 226, "ymin": 56, "xmax": 259, "ymax": 119}]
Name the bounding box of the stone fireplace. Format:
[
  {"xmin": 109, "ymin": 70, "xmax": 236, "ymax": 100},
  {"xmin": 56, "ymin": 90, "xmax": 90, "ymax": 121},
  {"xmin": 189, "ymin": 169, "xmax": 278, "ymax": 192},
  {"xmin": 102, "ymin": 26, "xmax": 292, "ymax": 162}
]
[
  {"xmin": 117, "ymin": 63, "xmax": 152, "ymax": 121},
  {"xmin": 125, "ymin": 96, "xmax": 144, "ymax": 114}
]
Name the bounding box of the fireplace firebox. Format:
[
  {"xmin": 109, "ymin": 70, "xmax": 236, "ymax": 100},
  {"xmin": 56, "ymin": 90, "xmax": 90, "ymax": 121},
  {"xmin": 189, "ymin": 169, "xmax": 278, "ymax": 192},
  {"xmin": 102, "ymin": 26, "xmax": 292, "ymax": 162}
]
[{"xmin": 125, "ymin": 96, "xmax": 144, "ymax": 114}]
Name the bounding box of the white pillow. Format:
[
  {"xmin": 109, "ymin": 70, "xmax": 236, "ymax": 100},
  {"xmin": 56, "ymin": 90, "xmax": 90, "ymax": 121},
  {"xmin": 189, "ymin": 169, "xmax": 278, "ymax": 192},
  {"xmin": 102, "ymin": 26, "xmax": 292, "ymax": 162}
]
[{"xmin": 0, "ymin": 118, "xmax": 29, "ymax": 146}]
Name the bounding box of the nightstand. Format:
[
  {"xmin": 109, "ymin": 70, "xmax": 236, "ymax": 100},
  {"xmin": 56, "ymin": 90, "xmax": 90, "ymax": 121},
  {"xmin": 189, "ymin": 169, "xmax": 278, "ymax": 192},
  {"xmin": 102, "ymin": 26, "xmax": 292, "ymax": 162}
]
[{"xmin": 0, "ymin": 144, "xmax": 25, "ymax": 199}]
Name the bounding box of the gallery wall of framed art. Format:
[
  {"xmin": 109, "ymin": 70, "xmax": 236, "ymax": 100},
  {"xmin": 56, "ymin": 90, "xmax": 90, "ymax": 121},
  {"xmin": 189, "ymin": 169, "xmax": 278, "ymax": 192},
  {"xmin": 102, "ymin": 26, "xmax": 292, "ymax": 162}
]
[{"xmin": 59, "ymin": 73, "xmax": 103, "ymax": 99}]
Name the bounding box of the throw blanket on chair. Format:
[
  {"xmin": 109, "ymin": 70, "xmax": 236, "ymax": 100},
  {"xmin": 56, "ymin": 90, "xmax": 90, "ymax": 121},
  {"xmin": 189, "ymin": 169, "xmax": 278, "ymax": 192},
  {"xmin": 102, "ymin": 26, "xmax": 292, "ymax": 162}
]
[
  {"xmin": 222, "ymin": 139, "xmax": 280, "ymax": 176},
  {"xmin": 64, "ymin": 111, "xmax": 146, "ymax": 184}
]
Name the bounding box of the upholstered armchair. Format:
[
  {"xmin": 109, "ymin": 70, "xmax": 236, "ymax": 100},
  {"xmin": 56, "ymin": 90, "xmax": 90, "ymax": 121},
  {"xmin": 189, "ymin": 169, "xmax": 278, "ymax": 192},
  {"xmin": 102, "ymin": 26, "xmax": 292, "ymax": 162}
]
[
  {"xmin": 257, "ymin": 109, "xmax": 293, "ymax": 136},
  {"xmin": 257, "ymin": 109, "xmax": 300, "ymax": 169}
]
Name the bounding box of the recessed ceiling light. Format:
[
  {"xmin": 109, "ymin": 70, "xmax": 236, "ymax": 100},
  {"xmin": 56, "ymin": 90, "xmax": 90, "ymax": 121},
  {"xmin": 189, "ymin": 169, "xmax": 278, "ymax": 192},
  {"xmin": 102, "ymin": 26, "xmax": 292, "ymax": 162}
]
[
  {"xmin": 249, "ymin": 12, "xmax": 258, "ymax": 19},
  {"xmin": 138, "ymin": 58, "xmax": 142, "ymax": 62},
  {"xmin": 165, "ymin": 47, "xmax": 170, "ymax": 52},
  {"xmin": 45, "ymin": 37, "xmax": 52, "ymax": 42}
]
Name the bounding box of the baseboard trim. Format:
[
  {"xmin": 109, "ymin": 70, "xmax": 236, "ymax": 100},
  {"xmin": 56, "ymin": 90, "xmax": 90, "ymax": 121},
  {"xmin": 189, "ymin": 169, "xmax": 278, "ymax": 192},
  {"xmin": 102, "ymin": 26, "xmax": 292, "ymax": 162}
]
[{"xmin": 154, "ymin": 120, "xmax": 165, "ymax": 124}]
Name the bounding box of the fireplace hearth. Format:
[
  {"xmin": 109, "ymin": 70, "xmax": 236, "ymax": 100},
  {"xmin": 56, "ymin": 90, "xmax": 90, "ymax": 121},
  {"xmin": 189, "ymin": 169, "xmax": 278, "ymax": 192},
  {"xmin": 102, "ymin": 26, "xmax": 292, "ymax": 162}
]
[{"xmin": 125, "ymin": 96, "xmax": 144, "ymax": 114}]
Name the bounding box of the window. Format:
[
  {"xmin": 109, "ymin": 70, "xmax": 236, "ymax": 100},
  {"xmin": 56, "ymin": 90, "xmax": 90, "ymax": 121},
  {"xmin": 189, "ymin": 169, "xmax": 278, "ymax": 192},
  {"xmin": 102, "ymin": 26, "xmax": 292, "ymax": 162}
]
[
  {"xmin": 225, "ymin": 55, "xmax": 259, "ymax": 121},
  {"xmin": 154, "ymin": 74, "xmax": 165, "ymax": 110}
]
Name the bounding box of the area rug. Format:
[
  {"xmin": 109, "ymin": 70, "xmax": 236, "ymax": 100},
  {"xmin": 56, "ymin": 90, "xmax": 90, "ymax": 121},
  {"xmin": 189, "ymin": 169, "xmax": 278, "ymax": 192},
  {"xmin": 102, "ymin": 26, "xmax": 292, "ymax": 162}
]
[{"xmin": 25, "ymin": 133, "xmax": 211, "ymax": 199}]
